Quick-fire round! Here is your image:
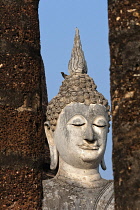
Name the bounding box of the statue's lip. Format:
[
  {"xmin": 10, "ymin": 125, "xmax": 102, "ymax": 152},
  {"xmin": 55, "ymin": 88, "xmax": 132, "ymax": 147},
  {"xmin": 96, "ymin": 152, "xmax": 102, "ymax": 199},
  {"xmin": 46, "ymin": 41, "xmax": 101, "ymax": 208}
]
[{"xmin": 78, "ymin": 144, "xmax": 99, "ymax": 150}]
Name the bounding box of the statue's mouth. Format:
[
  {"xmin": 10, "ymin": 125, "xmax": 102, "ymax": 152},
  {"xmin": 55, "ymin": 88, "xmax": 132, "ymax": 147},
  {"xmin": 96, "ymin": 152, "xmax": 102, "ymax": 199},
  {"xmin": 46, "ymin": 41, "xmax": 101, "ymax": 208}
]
[{"xmin": 78, "ymin": 144, "xmax": 99, "ymax": 150}]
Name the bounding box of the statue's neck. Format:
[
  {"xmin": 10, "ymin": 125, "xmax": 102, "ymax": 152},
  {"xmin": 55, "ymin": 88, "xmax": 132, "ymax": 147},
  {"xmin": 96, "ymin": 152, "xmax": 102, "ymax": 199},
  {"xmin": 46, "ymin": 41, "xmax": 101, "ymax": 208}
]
[{"xmin": 56, "ymin": 157, "xmax": 103, "ymax": 188}]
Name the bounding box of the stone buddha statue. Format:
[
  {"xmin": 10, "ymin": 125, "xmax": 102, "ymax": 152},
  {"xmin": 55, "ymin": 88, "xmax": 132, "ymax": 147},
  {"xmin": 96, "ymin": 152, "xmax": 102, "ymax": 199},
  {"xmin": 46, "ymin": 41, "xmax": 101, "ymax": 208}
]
[{"xmin": 43, "ymin": 28, "xmax": 114, "ymax": 210}]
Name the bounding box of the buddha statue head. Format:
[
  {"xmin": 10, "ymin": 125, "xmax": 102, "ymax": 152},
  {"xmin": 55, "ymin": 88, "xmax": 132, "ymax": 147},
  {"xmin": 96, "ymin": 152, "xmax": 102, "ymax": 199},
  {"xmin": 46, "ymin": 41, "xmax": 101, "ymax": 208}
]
[{"xmin": 44, "ymin": 29, "xmax": 110, "ymax": 182}]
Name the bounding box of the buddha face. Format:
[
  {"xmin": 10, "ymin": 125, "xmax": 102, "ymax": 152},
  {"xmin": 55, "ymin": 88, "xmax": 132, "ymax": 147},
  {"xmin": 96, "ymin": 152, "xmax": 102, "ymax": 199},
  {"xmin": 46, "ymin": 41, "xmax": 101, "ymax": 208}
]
[{"xmin": 53, "ymin": 103, "xmax": 108, "ymax": 169}]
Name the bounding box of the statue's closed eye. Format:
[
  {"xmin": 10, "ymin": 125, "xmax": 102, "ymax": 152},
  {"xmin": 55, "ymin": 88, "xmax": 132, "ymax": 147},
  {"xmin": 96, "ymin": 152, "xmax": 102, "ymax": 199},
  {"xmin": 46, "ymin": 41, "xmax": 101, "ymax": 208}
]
[
  {"xmin": 71, "ymin": 119, "xmax": 85, "ymax": 126},
  {"xmin": 93, "ymin": 123, "xmax": 106, "ymax": 128},
  {"xmin": 93, "ymin": 119, "xmax": 107, "ymax": 128},
  {"xmin": 72, "ymin": 122, "xmax": 85, "ymax": 126},
  {"xmin": 67, "ymin": 116, "xmax": 86, "ymax": 126}
]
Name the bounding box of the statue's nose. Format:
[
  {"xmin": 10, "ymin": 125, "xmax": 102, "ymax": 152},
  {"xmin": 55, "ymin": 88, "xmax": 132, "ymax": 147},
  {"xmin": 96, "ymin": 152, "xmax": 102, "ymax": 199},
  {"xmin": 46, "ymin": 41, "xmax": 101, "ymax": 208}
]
[{"xmin": 84, "ymin": 124, "xmax": 96, "ymax": 142}]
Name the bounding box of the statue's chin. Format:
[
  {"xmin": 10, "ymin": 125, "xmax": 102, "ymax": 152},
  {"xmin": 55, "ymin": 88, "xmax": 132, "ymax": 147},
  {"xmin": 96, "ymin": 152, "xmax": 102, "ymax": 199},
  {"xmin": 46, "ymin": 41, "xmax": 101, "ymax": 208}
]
[
  {"xmin": 80, "ymin": 149, "xmax": 101, "ymax": 163},
  {"xmin": 82, "ymin": 157, "xmax": 98, "ymax": 163},
  {"xmin": 61, "ymin": 150, "xmax": 102, "ymax": 169}
]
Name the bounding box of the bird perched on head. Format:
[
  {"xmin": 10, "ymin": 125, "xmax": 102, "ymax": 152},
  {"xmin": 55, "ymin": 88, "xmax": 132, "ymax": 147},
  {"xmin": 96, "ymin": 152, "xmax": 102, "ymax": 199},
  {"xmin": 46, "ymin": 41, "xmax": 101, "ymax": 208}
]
[{"xmin": 61, "ymin": 72, "xmax": 68, "ymax": 79}]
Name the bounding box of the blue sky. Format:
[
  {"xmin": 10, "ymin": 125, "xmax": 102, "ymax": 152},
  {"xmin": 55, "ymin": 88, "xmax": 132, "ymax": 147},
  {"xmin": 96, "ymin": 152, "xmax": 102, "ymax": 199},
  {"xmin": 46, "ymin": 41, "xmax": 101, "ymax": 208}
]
[{"xmin": 39, "ymin": 0, "xmax": 113, "ymax": 179}]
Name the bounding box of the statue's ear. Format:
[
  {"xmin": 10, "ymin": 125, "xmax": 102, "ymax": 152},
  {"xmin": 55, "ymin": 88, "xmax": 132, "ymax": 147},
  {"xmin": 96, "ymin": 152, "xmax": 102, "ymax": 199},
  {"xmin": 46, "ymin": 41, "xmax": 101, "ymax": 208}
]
[
  {"xmin": 100, "ymin": 156, "xmax": 107, "ymax": 171},
  {"xmin": 44, "ymin": 121, "xmax": 58, "ymax": 170}
]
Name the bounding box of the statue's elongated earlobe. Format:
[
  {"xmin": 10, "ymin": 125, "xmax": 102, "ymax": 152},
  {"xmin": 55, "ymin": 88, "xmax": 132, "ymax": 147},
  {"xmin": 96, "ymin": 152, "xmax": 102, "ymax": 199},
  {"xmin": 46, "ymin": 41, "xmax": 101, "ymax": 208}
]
[
  {"xmin": 100, "ymin": 156, "xmax": 107, "ymax": 170},
  {"xmin": 49, "ymin": 143, "xmax": 58, "ymax": 170},
  {"xmin": 44, "ymin": 122, "xmax": 58, "ymax": 170}
]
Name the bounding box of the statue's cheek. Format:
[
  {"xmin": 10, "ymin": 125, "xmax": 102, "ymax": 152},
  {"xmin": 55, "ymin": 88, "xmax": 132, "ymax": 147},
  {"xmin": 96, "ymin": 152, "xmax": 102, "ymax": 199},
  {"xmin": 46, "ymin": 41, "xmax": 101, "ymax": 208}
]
[{"xmin": 67, "ymin": 126, "xmax": 85, "ymax": 138}]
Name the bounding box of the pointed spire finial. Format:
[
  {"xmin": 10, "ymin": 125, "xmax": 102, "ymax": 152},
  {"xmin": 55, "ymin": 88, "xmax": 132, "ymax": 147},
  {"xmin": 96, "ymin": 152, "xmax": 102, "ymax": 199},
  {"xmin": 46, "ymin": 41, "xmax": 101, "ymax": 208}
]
[
  {"xmin": 75, "ymin": 27, "xmax": 79, "ymax": 36},
  {"xmin": 68, "ymin": 28, "xmax": 88, "ymax": 75}
]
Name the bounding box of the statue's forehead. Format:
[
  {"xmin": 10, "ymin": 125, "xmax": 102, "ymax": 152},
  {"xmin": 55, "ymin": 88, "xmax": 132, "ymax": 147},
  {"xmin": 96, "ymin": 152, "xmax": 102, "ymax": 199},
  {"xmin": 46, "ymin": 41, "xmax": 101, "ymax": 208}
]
[{"xmin": 59, "ymin": 103, "xmax": 107, "ymax": 122}]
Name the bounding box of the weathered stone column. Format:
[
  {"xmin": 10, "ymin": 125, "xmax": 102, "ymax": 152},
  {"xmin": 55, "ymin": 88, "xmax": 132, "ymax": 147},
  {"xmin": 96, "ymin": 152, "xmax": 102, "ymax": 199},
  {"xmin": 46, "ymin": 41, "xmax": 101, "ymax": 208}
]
[
  {"xmin": 0, "ymin": 0, "xmax": 47, "ymax": 209},
  {"xmin": 108, "ymin": 0, "xmax": 140, "ymax": 209}
]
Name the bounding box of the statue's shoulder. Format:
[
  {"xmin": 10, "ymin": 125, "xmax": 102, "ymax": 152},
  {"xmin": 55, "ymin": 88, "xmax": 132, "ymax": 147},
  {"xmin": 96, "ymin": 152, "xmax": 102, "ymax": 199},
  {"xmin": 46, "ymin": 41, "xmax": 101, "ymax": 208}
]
[
  {"xmin": 42, "ymin": 178, "xmax": 65, "ymax": 192},
  {"xmin": 42, "ymin": 178, "xmax": 57, "ymax": 187},
  {"xmin": 95, "ymin": 180, "xmax": 114, "ymax": 210},
  {"xmin": 42, "ymin": 178, "xmax": 76, "ymax": 210}
]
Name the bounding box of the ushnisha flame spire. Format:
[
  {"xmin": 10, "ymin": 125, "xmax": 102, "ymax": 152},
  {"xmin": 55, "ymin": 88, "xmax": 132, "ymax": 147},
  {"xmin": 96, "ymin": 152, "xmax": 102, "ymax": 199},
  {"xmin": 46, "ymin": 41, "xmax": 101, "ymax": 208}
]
[{"xmin": 68, "ymin": 28, "xmax": 88, "ymax": 75}]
